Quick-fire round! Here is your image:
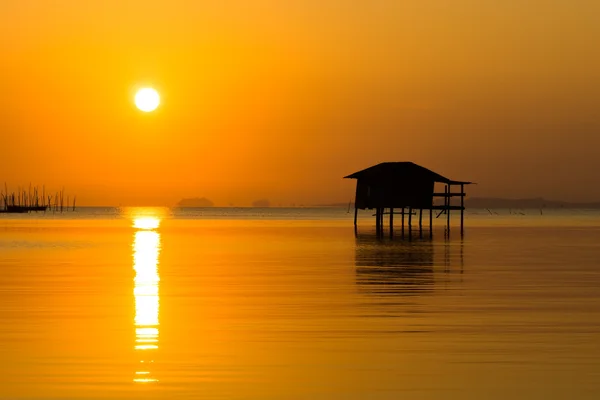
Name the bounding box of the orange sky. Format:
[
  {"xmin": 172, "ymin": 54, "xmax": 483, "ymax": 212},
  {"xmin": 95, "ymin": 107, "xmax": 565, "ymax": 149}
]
[{"xmin": 2, "ymin": 1, "xmax": 600, "ymax": 206}]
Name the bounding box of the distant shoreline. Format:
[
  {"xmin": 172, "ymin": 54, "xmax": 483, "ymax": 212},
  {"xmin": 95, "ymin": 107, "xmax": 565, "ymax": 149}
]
[
  {"xmin": 317, "ymin": 197, "xmax": 600, "ymax": 209},
  {"xmin": 463, "ymin": 197, "xmax": 600, "ymax": 209},
  {"xmin": 61, "ymin": 201, "xmax": 600, "ymax": 210}
]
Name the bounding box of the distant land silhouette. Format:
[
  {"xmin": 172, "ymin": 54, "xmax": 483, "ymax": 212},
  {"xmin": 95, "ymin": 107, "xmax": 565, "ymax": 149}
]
[
  {"xmin": 173, "ymin": 197, "xmax": 600, "ymax": 209},
  {"xmin": 176, "ymin": 197, "xmax": 214, "ymax": 207},
  {"xmin": 465, "ymin": 197, "xmax": 600, "ymax": 209},
  {"xmin": 318, "ymin": 198, "xmax": 600, "ymax": 209},
  {"xmin": 252, "ymin": 199, "xmax": 271, "ymax": 207}
]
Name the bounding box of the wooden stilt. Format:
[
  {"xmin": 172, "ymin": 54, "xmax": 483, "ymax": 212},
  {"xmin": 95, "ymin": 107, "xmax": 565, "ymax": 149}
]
[
  {"xmin": 445, "ymin": 185, "xmax": 450, "ymax": 236},
  {"xmin": 429, "ymin": 207, "xmax": 433, "ymax": 238},
  {"xmin": 354, "ymin": 207, "xmax": 358, "ymax": 227},
  {"xmin": 408, "ymin": 206, "xmax": 413, "ymax": 236},
  {"xmin": 419, "ymin": 208, "xmax": 423, "ymax": 237},
  {"xmin": 390, "ymin": 207, "xmax": 394, "ymax": 238},
  {"xmin": 401, "ymin": 207, "xmax": 405, "ymax": 236},
  {"xmin": 460, "ymin": 183, "xmax": 465, "ymax": 236},
  {"xmin": 375, "ymin": 208, "xmax": 380, "ymax": 235}
]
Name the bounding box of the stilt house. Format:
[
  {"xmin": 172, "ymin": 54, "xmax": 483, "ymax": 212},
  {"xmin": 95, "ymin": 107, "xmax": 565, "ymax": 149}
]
[{"xmin": 344, "ymin": 162, "xmax": 471, "ymax": 236}]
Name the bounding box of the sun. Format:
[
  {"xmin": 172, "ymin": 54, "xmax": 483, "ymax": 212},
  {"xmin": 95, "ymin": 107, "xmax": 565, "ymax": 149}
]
[{"xmin": 135, "ymin": 88, "xmax": 160, "ymax": 112}]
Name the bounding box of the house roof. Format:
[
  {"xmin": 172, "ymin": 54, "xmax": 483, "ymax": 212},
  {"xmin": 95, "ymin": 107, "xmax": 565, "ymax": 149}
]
[{"xmin": 344, "ymin": 162, "xmax": 472, "ymax": 184}]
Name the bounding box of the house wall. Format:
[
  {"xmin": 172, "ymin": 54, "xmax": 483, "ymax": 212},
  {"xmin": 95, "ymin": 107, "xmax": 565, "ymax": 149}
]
[{"xmin": 355, "ymin": 179, "xmax": 434, "ymax": 209}]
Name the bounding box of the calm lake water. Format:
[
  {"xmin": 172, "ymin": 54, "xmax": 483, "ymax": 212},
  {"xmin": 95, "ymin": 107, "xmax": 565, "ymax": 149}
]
[{"xmin": 1, "ymin": 207, "xmax": 600, "ymax": 399}]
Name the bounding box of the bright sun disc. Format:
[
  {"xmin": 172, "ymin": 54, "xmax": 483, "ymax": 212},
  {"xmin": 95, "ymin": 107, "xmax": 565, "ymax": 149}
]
[
  {"xmin": 135, "ymin": 88, "xmax": 160, "ymax": 112},
  {"xmin": 134, "ymin": 217, "xmax": 160, "ymax": 230}
]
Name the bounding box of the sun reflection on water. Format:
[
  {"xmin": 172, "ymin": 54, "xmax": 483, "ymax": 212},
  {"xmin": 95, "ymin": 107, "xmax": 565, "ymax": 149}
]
[{"xmin": 132, "ymin": 215, "xmax": 161, "ymax": 383}]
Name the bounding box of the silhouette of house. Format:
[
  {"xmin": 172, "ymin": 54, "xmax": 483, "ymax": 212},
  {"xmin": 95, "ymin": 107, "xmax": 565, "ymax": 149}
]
[{"xmin": 344, "ymin": 162, "xmax": 471, "ymax": 236}]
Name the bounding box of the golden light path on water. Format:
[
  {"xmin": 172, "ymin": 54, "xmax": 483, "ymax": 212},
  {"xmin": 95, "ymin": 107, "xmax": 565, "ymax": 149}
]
[{"xmin": 132, "ymin": 214, "xmax": 161, "ymax": 383}]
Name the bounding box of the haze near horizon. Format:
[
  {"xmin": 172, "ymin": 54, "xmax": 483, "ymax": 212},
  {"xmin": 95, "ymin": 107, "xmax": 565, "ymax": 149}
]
[{"xmin": 2, "ymin": 1, "xmax": 599, "ymax": 206}]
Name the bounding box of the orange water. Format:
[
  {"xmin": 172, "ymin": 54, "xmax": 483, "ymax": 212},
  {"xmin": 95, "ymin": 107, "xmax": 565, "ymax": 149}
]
[{"xmin": 1, "ymin": 208, "xmax": 599, "ymax": 399}]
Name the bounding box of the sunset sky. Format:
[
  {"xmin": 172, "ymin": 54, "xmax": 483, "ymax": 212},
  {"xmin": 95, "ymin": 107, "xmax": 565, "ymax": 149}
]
[{"xmin": 2, "ymin": 1, "xmax": 599, "ymax": 206}]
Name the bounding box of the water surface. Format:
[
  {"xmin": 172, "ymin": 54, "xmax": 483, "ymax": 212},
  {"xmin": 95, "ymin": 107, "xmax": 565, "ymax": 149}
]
[{"xmin": 1, "ymin": 208, "xmax": 599, "ymax": 399}]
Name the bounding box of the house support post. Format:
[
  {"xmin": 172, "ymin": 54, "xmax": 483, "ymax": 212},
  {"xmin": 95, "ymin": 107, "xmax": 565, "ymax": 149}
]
[
  {"xmin": 408, "ymin": 206, "xmax": 413, "ymax": 237},
  {"xmin": 446, "ymin": 185, "xmax": 450, "ymax": 237},
  {"xmin": 401, "ymin": 207, "xmax": 405, "ymax": 237},
  {"xmin": 419, "ymin": 208, "xmax": 423, "ymax": 237},
  {"xmin": 429, "ymin": 207, "xmax": 433, "ymax": 238},
  {"xmin": 390, "ymin": 207, "xmax": 394, "ymax": 238},
  {"xmin": 460, "ymin": 184, "xmax": 465, "ymax": 236}
]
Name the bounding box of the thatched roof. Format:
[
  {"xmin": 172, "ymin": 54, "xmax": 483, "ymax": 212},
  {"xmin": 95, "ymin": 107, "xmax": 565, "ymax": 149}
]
[{"xmin": 344, "ymin": 162, "xmax": 471, "ymax": 185}]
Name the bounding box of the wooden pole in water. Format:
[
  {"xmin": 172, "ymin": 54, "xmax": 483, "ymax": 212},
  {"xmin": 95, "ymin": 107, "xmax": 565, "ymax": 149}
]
[
  {"xmin": 460, "ymin": 183, "xmax": 465, "ymax": 236},
  {"xmin": 401, "ymin": 207, "xmax": 405, "ymax": 236},
  {"xmin": 446, "ymin": 184, "xmax": 451, "ymax": 236},
  {"xmin": 429, "ymin": 207, "xmax": 433, "ymax": 238},
  {"xmin": 72, "ymin": 196, "xmax": 76, "ymax": 212},
  {"xmin": 390, "ymin": 207, "xmax": 394, "ymax": 238},
  {"xmin": 408, "ymin": 206, "xmax": 412, "ymax": 236},
  {"xmin": 419, "ymin": 208, "xmax": 423, "ymax": 237},
  {"xmin": 353, "ymin": 206, "xmax": 358, "ymax": 228}
]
